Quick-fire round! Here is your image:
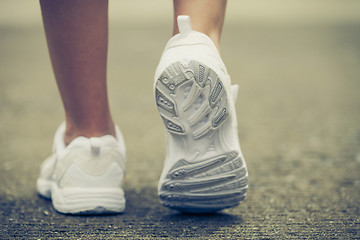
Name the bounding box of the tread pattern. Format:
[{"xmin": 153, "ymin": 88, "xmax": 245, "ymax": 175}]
[
  {"xmin": 155, "ymin": 61, "xmax": 228, "ymax": 138},
  {"xmin": 159, "ymin": 151, "xmax": 248, "ymax": 212},
  {"xmin": 155, "ymin": 60, "xmax": 248, "ymax": 212}
]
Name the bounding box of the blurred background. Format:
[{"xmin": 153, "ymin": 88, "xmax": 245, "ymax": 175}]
[{"xmin": 1, "ymin": 0, "xmax": 360, "ymax": 239}]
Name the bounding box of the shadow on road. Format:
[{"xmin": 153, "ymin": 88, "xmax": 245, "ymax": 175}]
[{"xmin": 1, "ymin": 186, "xmax": 245, "ymax": 239}]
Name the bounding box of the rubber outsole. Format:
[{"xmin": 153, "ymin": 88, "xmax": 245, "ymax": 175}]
[
  {"xmin": 155, "ymin": 60, "xmax": 248, "ymax": 213},
  {"xmin": 37, "ymin": 180, "xmax": 125, "ymax": 215},
  {"xmin": 52, "ymin": 185, "xmax": 125, "ymax": 215}
]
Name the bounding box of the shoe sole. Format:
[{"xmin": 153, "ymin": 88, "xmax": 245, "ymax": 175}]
[
  {"xmin": 37, "ymin": 179, "xmax": 125, "ymax": 215},
  {"xmin": 155, "ymin": 60, "xmax": 248, "ymax": 213}
]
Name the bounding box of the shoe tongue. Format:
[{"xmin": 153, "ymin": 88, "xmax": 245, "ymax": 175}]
[{"xmin": 178, "ymin": 15, "xmax": 192, "ymax": 35}]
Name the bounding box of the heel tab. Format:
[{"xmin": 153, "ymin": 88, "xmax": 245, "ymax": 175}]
[
  {"xmin": 90, "ymin": 137, "xmax": 101, "ymax": 156},
  {"xmin": 177, "ymin": 15, "xmax": 192, "ymax": 34}
]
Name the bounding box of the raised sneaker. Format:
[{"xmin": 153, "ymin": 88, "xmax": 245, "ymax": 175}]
[{"xmin": 154, "ymin": 15, "xmax": 249, "ymax": 213}]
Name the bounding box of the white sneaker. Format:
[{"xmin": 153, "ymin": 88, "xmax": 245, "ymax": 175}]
[
  {"xmin": 36, "ymin": 123, "xmax": 126, "ymax": 214},
  {"xmin": 154, "ymin": 16, "xmax": 248, "ymax": 213}
]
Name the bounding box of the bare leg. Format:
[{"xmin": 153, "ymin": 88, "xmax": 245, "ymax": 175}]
[
  {"xmin": 40, "ymin": 0, "xmax": 115, "ymax": 145},
  {"xmin": 173, "ymin": 0, "xmax": 227, "ymax": 51}
]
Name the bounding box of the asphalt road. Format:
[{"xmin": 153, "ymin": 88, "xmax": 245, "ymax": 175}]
[{"xmin": 1, "ymin": 2, "xmax": 360, "ymax": 239}]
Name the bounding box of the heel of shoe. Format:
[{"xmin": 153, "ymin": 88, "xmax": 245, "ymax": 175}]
[{"xmin": 158, "ymin": 151, "xmax": 248, "ymax": 213}]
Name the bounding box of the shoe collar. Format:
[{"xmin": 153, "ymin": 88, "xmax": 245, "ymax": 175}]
[{"xmin": 165, "ymin": 15, "xmax": 221, "ymax": 58}]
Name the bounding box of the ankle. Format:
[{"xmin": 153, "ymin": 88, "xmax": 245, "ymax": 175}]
[
  {"xmin": 207, "ymin": 32, "xmax": 221, "ymax": 53},
  {"xmin": 64, "ymin": 120, "xmax": 116, "ymax": 146}
]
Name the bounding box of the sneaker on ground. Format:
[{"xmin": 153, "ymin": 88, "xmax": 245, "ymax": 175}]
[
  {"xmin": 154, "ymin": 16, "xmax": 249, "ymax": 213},
  {"xmin": 36, "ymin": 123, "xmax": 126, "ymax": 214}
]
